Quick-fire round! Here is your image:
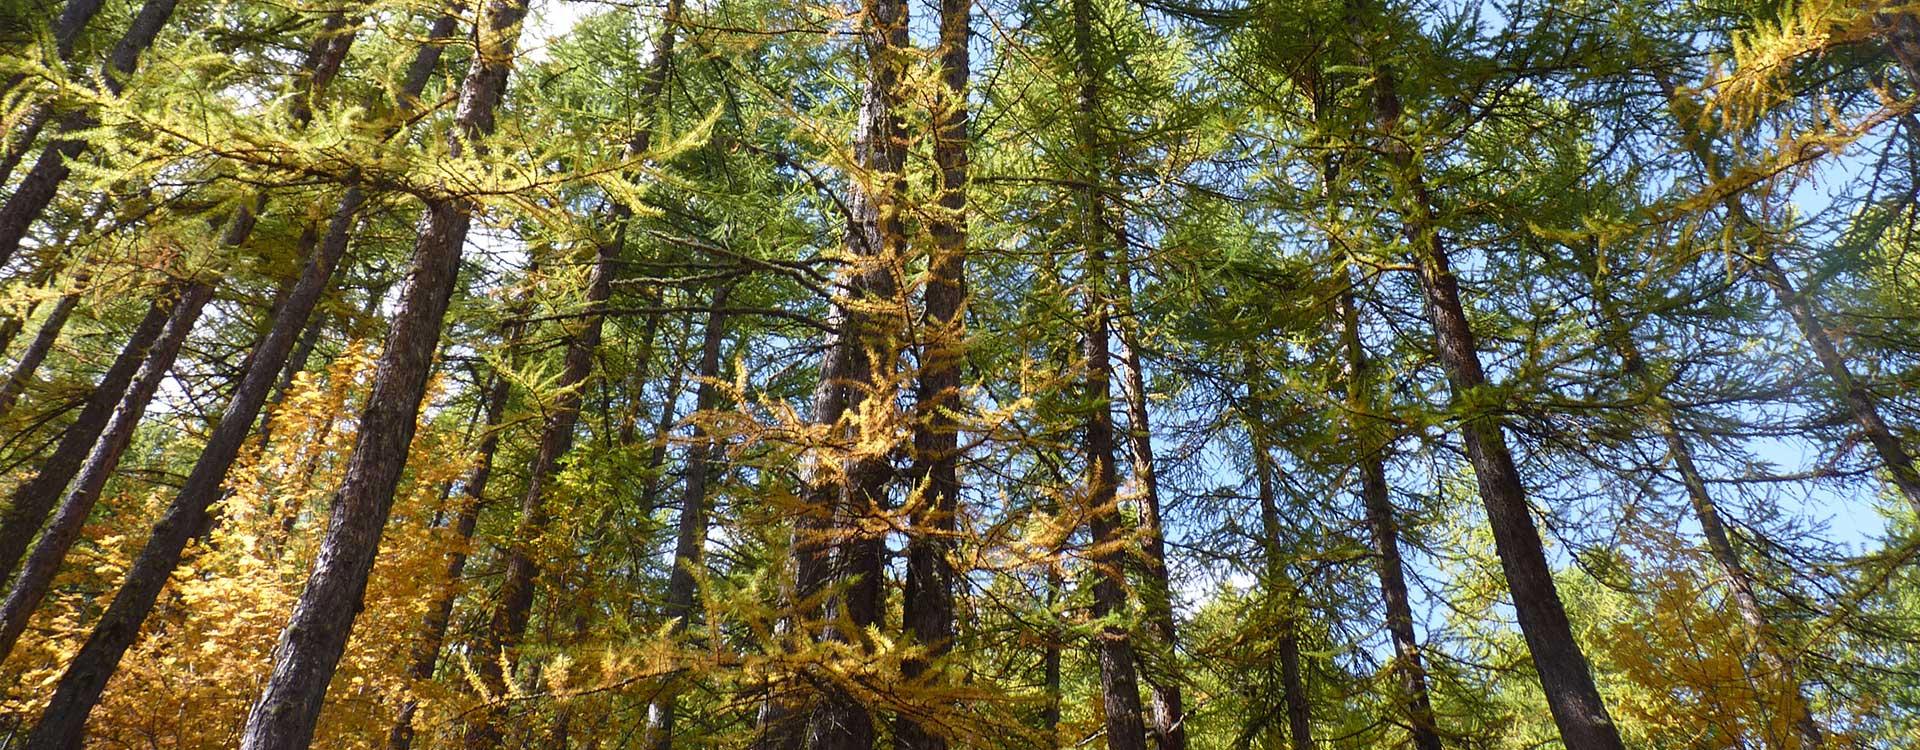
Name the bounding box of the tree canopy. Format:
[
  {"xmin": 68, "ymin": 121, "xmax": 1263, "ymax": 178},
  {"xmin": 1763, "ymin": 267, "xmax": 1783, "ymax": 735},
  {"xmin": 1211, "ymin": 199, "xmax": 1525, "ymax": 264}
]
[{"xmin": 0, "ymin": 0, "xmax": 1918, "ymax": 748}]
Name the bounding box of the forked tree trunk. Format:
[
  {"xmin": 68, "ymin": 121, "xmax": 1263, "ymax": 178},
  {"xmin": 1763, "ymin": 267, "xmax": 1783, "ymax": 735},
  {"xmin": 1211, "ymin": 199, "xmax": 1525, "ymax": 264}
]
[{"xmin": 1112, "ymin": 237, "xmax": 1185, "ymax": 750}]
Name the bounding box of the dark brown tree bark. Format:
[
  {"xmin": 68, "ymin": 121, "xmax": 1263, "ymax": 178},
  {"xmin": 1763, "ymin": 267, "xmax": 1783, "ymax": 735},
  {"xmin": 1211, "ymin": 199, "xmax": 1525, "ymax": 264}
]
[
  {"xmin": 1246, "ymin": 420, "xmax": 1312, "ymax": 750},
  {"xmin": 20, "ymin": 18, "xmax": 458, "ymax": 748},
  {"xmin": 0, "ymin": 279, "xmax": 209, "ymax": 661},
  {"xmin": 0, "ymin": 0, "xmax": 107, "ymax": 185},
  {"xmin": 1335, "ymin": 287, "xmax": 1443, "ymax": 750},
  {"xmin": 1112, "ymin": 241, "xmax": 1185, "ymax": 750},
  {"xmin": 758, "ymin": 3, "xmax": 909, "ymax": 749},
  {"xmin": 464, "ymin": 5, "xmax": 680, "ymax": 744},
  {"xmin": 465, "ymin": 241, "xmax": 622, "ymax": 750},
  {"xmin": 235, "ymin": 1, "xmax": 526, "ymax": 744},
  {"xmin": 1363, "ymin": 46, "xmax": 1624, "ymax": 750},
  {"xmin": 643, "ymin": 283, "xmax": 731, "ymax": 750},
  {"xmin": 0, "ymin": 108, "xmax": 49, "ymax": 189},
  {"xmin": 1041, "ymin": 566, "xmax": 1063, "ymax": 748},
  {"xmin": 0, "ymin": 287, "xmax": 179, "ymax": 586},
  {"xmin": 895, "ymin": 1, "xmax": 969, "ymax": 748},
  {"xmin": 387, "ymin": 369, "xmax": 513, "ymax": 750},
  {"xmin": 0, "ymin": 0, "xmax": 181, "ymax": 266},
  {"xmin": 1071, "ymin": 0, "xmax": 1149, "ymax": 748},
  {"xmin": 1875, "ymin": 7, "xmax": 1920, "ymax": 92}
]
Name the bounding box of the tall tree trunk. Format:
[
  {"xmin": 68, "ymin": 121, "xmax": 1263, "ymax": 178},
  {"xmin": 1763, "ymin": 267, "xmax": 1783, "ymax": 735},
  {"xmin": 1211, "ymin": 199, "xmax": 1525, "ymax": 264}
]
[
  {"xmin": 772, "ymin": 3, "xmax": 909, "ymax": 749},
  {"xmin": 21, "ymin": 17, "xmax": 458, "ymax": 747},
  {"xmin": 1070, "ymin": 1, "xmax": 1149, "ymax": 748},
  {"xmin": 0, "ymin": 279, "xmax": 209, "ymax": 661},
  {"xmin": 387, "ymin": 368, "xmax": 514, "ymax": 750},
  {"xmin": 1658, "ymin": 73, "xmax": 1920, "ymax": 513},
  {"xmin": 1247, "ymin": 421, "xmax": 1312, "ymax": 750},
  {"xmin": 1572, "ymin": 240, "xmax": 1822, "ymax": 749},
  {"xmin": 1335, "ymin": 287, "xmax": 1443, "ymax": 750},
  {"xmin": 1112, "ymin": 238, "xmax": 1185, "ymax": 750},
  {"xmin": 895, "ymin": 2, "xmax": 969, "ymax": 749},
  {"xmin": 0, "ymin": 286, "xmax": 83, "ymax": 421},
  {"xmin": 465, "ymin": 241, "xmax": 621, "ymax": 750},
  {"xmin": 465, "ymin": 4, "xmax": 678, "ymax": 744},
  {"xmin": 1363, "ymin": 50, "xmax": 1625, "ymax": 750},
  {"xmin": 643, "ymin": 284, "xmax": 731, "ymax": 750},
  {"xmin": 0, "ymin": 0, "xmax": 181, "ymax": 266},
  {"xmin": 234, "ymin": 1, "xmax": 526, "ymax": 744},
  {"xmin": 0, "ymin": 286, "xmax": 179, "ymax": 585}
]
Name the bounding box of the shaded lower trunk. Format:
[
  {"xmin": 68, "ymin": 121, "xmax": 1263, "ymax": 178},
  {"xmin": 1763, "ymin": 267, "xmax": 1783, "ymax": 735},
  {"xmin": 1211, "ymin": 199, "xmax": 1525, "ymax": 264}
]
[
  {"xmin": 1407, "ymin": 233, "xmax": 1622, "ymax": 750},
  {"xmin": 1361, "ymin": 46, "xmax": 1623, "ymax": 750},
  {"xmin": 1113, "ymin": 261, "xmax": 1184, "ymax": 750},
  {"xmin": 1277, "ymin": 630, "xmax": 1311, "ymax": 750}
]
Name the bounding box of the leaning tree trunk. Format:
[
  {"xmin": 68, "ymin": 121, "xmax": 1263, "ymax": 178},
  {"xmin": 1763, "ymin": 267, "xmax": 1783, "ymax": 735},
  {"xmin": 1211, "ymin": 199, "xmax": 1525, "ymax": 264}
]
[
  {"xmin": 21, "ymin": 16, "xmax": 459, "ymax": 748},
  {"xmin": 0, "ymin": 0, "xmax": 183, "ymax": 266},
  {"xmin": 0, "ymin": 0, "xmax": 109, "ymax": 185},
  {"xmin": 0, "ymin": 279, "xmax": 209, "ymax": 662},
  {"xmin": 1572, "ymin": 239, "xmax": 1822, "ymax": 749},
  {"xmin": 895, "ymin": 1, "xmax": 969, "ymax": 748},
  {"xmin": 0, "ymin": 284, "xmax": 84, "ymax": 421},
  {"xmin": 1362, "ymin": 44, "xmax": 1625, "ymax": 750},
  {"xmin": 466, "ymin": 5, "xmax": 681, "ymax": 745},
  {"xmin": 0, "ymin": 285, "xmax": 181, "ymax": 586},
  {"xmin": 643, "ymin": 284, "xmax": 732, "ymax": 750},
  {"xmin": 1657, "ymin": 73, "xmax": 1920, "ymax": 513},
  {"xmin": 234, "ymin": 1, "xmax": 527, "ymax": 745},
  {"xmin": 465, "ymin": 238, "xmax": 621, "ymax": 750},
  {"xmin": 1335, "ymin": 286, "xmax": 1444, "ymax": 750}
]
